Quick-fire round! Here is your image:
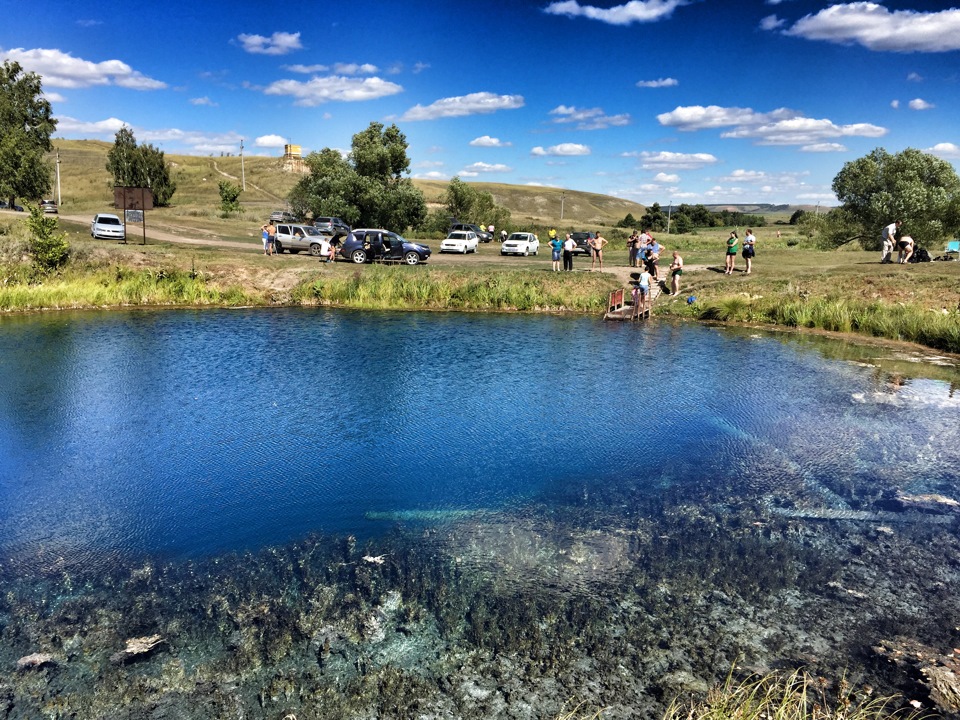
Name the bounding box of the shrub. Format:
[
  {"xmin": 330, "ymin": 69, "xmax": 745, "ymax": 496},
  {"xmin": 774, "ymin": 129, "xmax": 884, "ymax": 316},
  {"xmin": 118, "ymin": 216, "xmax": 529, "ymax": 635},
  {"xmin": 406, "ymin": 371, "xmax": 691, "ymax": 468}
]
[{"xmin": 27, "ymin": 205, "xmax": 69, "ymax": 272}]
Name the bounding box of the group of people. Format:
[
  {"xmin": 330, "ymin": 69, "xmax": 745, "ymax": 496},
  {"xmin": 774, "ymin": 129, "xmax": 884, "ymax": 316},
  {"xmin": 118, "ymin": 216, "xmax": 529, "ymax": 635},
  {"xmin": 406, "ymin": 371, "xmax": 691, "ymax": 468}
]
[
  {"xmin": 546, "ymin": 230, "xmax": 610, "ymax": 272},
  {"xmin": 881, "ymin": 220, "xmax": 914, "ymax": 264},
  {"xmin": 260, "ymin": 221, "xmax": 276, "ymax": 256},
  {"xmin": 723, "ymin": 228, "xmax": 756, "ymax": 274}
]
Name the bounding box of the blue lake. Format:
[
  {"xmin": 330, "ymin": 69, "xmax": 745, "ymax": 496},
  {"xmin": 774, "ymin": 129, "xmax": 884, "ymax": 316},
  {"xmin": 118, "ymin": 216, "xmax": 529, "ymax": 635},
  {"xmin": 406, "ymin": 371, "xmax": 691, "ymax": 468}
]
[
  {"xmin": 2, "ymin": 307, "xmax": 958, "ymax": 575},
  {"xmin": 3, "ymin": 307, "xmax": 960, "ymax": 718}
]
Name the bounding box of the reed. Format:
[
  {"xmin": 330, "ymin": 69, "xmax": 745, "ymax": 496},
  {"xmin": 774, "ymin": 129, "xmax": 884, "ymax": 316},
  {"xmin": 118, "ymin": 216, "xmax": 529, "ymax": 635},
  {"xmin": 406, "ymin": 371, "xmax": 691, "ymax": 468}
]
[
  {"xmin": 292, "ymin": 266, "xmax": 615, "ymax": 312},
  {"xmin": 669, "ymin": 292, "xmax": 960, "ymax": 354},
  {"xmin": 662, "ymin": 669, "xmax": 918, "ymax": 720}
]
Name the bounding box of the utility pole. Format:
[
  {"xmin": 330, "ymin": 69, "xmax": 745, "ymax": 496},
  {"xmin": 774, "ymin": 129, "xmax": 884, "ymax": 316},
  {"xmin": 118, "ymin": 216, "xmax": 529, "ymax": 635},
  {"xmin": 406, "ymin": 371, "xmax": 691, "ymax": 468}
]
[
  {"xmin": 55, "ymin": 149, "xmax": 62, "ymax": 206},
  {"xmin": 560, "ymin": 191, "xmax": 564, "ymax": 221},
  {"xmin": 240, "ymin": 139, "xmax": 246, "ymax": 191},
  {"xmin": 667, "ymin": 201, "xmax": 672, "ymax": 234}
]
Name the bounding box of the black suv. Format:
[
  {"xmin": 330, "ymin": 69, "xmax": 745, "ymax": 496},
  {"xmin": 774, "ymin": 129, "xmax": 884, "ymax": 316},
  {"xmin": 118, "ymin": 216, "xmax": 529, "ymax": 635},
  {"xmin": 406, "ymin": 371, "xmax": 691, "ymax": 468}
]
[
  {"xmin": 313, "ymin": 216, "xmax": 352, "ymax": 238},
  {"xmin": 570, "ymin": 231, "xmax": 595, "ymax": 255},
  {"xmin": 339, "ymin": 229, "xmax": 431, "ymax": 265},
  {"xmin": 450, "ymin": 223, "xmax": 493, "ymax": 243}
]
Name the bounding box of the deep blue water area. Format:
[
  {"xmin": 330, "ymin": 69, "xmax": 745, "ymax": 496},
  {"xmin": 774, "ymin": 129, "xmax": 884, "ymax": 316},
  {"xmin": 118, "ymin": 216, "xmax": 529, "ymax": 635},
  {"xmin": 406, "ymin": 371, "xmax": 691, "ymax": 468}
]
[{"xmin": 2, "ymin": 307, "xmax": 958, "ymax": 580}]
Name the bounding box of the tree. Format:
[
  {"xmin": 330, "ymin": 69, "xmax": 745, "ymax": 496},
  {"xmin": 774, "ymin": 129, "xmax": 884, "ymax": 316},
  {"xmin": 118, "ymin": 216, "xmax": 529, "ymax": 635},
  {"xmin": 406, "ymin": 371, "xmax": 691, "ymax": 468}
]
[
  {"xmin": 0, "ymin": 61, "xmax": 57, "ymax": 208},
  {"xmin": 290, "ymin": 122, "xmax": 427, "ymax": 231},
  {"xmin": 789, "ymin": 209, "xmax": 806, "ymax": 225},
  {"xmin": 640, "ymin": 202, "xmax": 666, "ymax": 231},
  {"xmin": 218, "ymin": 180, "xmax": 242, "ymax": 215},
  {"xmin": 671, "ymin": 212, "xmax": 692, "ymax": 234},
  {"xmin": 441, "ymin": 176, "xmax": 511, "ymax": 230},
  {"xmin": 26, "ymin": 205, "xmax": 69, "ymax": 272},
  {"xmin": 832, "ymin": 147, "xmax": 960, "ymax": 249},
  {"xmin": 617, "ymin": 212, "xmax": 637, "ymax": 228},
  {"xmin": 106, "ymin": 126, "xmax": 177, "ymax": 207}
]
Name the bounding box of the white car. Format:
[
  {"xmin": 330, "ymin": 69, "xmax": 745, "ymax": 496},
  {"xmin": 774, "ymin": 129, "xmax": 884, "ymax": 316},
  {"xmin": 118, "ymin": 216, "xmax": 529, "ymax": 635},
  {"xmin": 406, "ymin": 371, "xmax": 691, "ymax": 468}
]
[
  {"xmin": 91, "ymin": 213, "xmax": 125, "ymax": 240},
  {"xmin": 440, "ymin": 230, "xmax": 479, "ymax": 254},
  {"xmin": 500, "ymin": 232, "xmax": 539, "ymax": 256}
]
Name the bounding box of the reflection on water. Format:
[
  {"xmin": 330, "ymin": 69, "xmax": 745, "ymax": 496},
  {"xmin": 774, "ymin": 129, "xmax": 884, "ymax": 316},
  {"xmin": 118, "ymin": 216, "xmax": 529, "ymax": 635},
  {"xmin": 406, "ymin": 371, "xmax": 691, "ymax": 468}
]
[{"xmin": 1, "ymin": 308, "xmax": 959, "ymax": 719}]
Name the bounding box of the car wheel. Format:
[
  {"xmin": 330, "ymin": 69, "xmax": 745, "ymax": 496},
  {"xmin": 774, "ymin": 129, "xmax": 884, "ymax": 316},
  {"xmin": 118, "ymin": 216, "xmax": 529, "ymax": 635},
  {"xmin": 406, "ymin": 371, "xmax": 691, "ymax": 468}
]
[
  {"xmin": 533, "ymin": 249, "xmax": 538, "ymax": 255},
  {"xmin": 404, "ymin": 251, "xmax": 421, "ymax": 265},
  {"xmin": 290, "ymin": 250, "xmax": 300, "ymax": 255},
  {"xmin": 274, "ymin": 241, "xmax": 284, "ymax": 254},
  {"xmin": 462, "ymin": 247, "xmax": 468, "ymax": 254},
  {"xmin": 309, "ymin": 243, "xmax": 323, "ymax": 256},
  {"xmin": 351, "ymin": 249, "xmax": 367, "ymax": 264},
  {"xmin": 523, "ymin": 249, "xmax": 529, "ymax": 256}
]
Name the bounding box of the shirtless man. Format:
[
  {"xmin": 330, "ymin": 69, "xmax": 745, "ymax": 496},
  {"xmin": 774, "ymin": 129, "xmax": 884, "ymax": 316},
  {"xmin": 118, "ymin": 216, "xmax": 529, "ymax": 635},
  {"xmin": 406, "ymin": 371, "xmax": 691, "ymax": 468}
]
[{"xmin": 591, "ymin": 231, "xmax": 608, "ymax": 270}]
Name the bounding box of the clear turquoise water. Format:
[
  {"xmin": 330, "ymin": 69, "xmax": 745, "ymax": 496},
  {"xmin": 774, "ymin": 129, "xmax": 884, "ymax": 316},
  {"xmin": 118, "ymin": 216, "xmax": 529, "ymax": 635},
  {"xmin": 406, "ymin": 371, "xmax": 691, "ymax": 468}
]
[{"xmin": 1, "ymin": 308, "xmax": 958, "ymax": 577}]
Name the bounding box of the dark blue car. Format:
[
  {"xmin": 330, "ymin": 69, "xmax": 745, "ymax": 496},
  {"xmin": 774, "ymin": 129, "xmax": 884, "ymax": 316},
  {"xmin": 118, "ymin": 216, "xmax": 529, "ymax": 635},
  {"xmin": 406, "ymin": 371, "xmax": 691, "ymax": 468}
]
[{"xmin": 339, "ymin": 229, "xmax": 431, "ymax": 265}]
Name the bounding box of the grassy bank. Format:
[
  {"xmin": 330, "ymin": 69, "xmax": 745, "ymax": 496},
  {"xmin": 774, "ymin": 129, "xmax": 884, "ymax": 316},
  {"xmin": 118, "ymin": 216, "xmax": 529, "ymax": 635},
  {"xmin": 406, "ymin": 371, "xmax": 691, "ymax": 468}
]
[{"xmin": 291, "ymin": 264, "xmax": 616, "ymax": 312}]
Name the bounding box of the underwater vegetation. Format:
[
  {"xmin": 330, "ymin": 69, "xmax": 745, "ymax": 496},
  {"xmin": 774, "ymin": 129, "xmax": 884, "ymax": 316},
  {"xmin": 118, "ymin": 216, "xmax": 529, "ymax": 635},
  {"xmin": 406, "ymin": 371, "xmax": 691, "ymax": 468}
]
[{"xmin": 2, "ymin": 484, "xmax": 959, "ymax": 720}]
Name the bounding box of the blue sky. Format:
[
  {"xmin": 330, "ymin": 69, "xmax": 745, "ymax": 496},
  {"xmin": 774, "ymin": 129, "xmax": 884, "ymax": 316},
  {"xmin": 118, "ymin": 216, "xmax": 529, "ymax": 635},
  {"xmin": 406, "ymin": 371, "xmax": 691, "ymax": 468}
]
[{"xmin": 3, "ymin": 0, "xmax": 959, "ymax": 205}]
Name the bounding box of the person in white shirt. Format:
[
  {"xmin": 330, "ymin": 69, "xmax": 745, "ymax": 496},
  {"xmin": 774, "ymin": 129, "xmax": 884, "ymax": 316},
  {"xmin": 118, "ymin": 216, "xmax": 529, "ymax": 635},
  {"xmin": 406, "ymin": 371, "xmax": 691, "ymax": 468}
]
[
  {"xmin": 562, "ymin": 234, "xmax": 575, "ymax": 271},
  {"xmin": 881, "ymin": 220, "xmax": 901, "ymax": 264}
]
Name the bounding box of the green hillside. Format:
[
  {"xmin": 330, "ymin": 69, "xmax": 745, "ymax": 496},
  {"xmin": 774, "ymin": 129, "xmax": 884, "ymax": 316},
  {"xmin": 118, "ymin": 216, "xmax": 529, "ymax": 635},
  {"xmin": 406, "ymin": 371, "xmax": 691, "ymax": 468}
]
[{"xmin": 48, "ymin": 139, "xmax": 646, "ymax": 229}]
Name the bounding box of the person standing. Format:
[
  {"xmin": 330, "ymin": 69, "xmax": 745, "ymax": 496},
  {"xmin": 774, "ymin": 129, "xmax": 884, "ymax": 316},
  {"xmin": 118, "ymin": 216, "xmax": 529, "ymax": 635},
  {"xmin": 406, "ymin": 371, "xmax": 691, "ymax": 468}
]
[
  {"xmin": 261, "ymin": 221, "xmax": 277, "ymax": 256},
  {"xmin": 724, "ymin": 230, "xmax": 739, "ymax": 274},
  {"xmin": 319, "ymin": 235, "xmax": 332, "ymax": 263},
  {"xmin": 260, "ymin": 223, "xmax": 270, "ymax": 255},
  {"xmin": 645, "ymin": 235, "xmax": 661, "ymax": 281},
  {"xmin": 742, "ymin": 228, "xmax": 756, "ymax": 274},
  {"xmin": 881, "ymin": 220, "xmax": 901, "ymax": 264},
  {"xmin": 668, "ymin": 251, "xmax": 683, "ymax": 295},
  {"xmin": 500, "ymin": 228, "xmax": 507, "ymax": 243},
  {"xmin": 549, "ymin": 232, "xmax": 563, "ymax": 271},
  {"xmin": 636, "ymin": 267, "xmax": 652, "ymax": 317},
  {"xmin": 562, "ymin": 233, "xmax": 575, "ymax": 271},
  {"xmin": 627, "ymin": 231, "xmax": 639, "ymax": 267},
  {"xmin": 591, "ymin": 231, "xmax": 608, "ymax": 270}
]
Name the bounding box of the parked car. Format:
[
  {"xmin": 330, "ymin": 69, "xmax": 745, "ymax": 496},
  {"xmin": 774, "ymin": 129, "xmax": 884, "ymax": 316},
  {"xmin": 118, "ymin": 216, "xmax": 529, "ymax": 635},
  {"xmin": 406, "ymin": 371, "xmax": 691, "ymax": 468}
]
[
  {"xmin": 269, "ymin": 210, "xmax": 298, "ymax": 223},
  {"xmin": 91, "ymin": 213, "xmax": 125, "ymax": 240},
  {"xmin": 313, "ymin": 216, "xmax": 351, "ymax": 238},
  {"xmin": 40, "ymin": 199, "xmax": 58, "ymax": 214},
  {"xmin": 440, "ymin": 230, "xmax": 479, "ymax": 254},
  {"xmin": 501, "ymin": 232, "xmax": 540, "ymax": 256},
  {"xmin": 570, "ymin": 231, "xmax": 595, "ymax": 255},
  {"xmin": 339, "ymin": 229, "xmax": 431, "ymax": 265},
  {"xmin": 273, "ymin": 224, "xmax": 330, "ymax": 255},
  {"xmin": 450, "ymin": 223, "xmax": 493, "ymax": 243}
]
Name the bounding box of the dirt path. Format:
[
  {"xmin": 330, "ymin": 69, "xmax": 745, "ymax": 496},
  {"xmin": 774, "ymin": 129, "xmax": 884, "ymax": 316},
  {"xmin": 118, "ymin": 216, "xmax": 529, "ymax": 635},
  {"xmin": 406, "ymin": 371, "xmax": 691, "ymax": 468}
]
[{"xmin": 63, "ymin": 213, "xmax": 254, "ymax": 250}]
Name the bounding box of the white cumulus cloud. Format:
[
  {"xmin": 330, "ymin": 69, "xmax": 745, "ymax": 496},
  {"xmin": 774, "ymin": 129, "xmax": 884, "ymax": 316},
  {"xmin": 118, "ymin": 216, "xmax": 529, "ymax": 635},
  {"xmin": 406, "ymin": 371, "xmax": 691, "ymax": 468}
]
[
  {"xmin": 801, "ymin": 143, "xmax": 848, "ymax": 152},
  {"xmin": 759, "ymin": 14, "xmax": 785, "ymax": 31},
  {"xmin": 658, "ymin": 104, "xmax": 886, "ymax": 146},
  {"xmin": 1, "ymin": 47, "xmax": 166, "ymax": 89},
  {"xmin": 783, "ymin": 4, "xmax": 960, "ymax": 52},
  {"xmin": 263, "ymin": 76, "xmax": 403, "ymax": 106},
  {"xmin": 636, "ymin": 151, "xmax": 718, "ymax": 170},
  {"xmin": 908, "ymin": 98, "xmax": 935, "ymax": 110},
  {"xmin": 190, "ymin": 97, "xmax": 217, "ymax": 107},
  {"xmin": 543, "ymin": 0, "xmax": 690, "ymax": 25},
  {"xmin": 653, "ymin": 172, "xmax": 680, "ymax": 183},
  {"xmin": 255, "ymin": 135, "xmax": 288, "ymax": 148},
  {"xmin": 401, "ymin": 92, "xmax": 524, "ymax": 121},
  {"xmin": 56, "ymin": 116, "xmax": 127, "ymax": 135},
  {"xmin": 549, "ymin": 105, "xmax": 630, "ymax": 130},
  {"xmin": 927, "ymin": 142, "xmax": 960, "ymax": 159},
  {"xmin": 460, "ymin": 162, "xmax": 512, "ymax": 173},
  {"xmin": 636, "ymin": 77, "xmax": 678, "ymax": 88},
  {"xmin": 531, "ymin": 143, "xmax": 591, "ymax": 157},
  {"xmin": 470, "ymin": 136, "xmax": 512, "ymax": 147},
  {"xmin": 235, "ymin": 31, "xmax": 303, "ymax": 56}
]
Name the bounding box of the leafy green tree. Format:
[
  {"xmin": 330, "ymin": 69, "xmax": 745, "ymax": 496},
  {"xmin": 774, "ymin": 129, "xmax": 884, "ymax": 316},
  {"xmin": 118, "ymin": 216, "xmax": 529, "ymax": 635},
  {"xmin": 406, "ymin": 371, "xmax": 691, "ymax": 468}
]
[
  {"xmin": 218, "ymin": 180, "xmax": 242, "ymax": 215},
  {"xmin": 290, "ymin": 123, "xmax": 426, "ymax": 231},
  {"xmin": 441, "ymin": 177, "xmax": 511, "ymax": 230},
  {"xmin": 617, "ymin": 212, "xmax": 637, "ymax": 229},
  {"xmin": 832, "ymin": 147, "xmax": 960, "ymax": 249},
  {"xmin": 0, "ymin": 61, "xmax": 56, "ymax": 208},
  {"xmin": 671, "ymin": 212, "xmax": 692, "ymax": 234},
  {"xmin": 106, "ymin": 126, "xmax": 177, "ymax": 207},
  {"xmin": 789, "ymin": 209, "xmax": 806, "ymax": 225},
  {"xmin": 640, "ymin": 202, "xmax": 666, "ymax": 231},
  {"xmin": 26, "ymin": 204, "xmax": 69, "ymax": 272}
]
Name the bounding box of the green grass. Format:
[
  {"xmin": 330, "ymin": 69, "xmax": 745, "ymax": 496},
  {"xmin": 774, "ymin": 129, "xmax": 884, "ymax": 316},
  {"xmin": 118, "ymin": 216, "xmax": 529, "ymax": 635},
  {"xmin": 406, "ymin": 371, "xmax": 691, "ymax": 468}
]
[
  {"xmin": 663, "ymin": 669, "xmax": 918, "ymax": 720},
  {"xmin": 291, "ymin": 264, "xmax": 617, "ymax": 312}
]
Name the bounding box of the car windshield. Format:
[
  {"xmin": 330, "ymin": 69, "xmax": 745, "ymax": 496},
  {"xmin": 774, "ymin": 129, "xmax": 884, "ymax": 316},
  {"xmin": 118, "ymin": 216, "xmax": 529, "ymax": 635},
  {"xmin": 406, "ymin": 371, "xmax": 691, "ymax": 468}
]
[
  {"xmin": 99, "ymin": 217, "xmax": 121, "ymax": 225},
  {"xmin": 507, "ymin": 234, "xmax": 527, "ymax": 241},
  {"xmin": 302, "ymin": 226, "xmax": 321, "ymax": 236}
]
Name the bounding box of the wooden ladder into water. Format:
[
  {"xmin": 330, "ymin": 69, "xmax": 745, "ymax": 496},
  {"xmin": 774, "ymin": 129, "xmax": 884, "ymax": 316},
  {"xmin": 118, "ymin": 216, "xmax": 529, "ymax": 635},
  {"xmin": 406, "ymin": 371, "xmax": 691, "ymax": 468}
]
[{"xmin": 603, "ymin": 277, "xmax": 665, "ymax": 321}]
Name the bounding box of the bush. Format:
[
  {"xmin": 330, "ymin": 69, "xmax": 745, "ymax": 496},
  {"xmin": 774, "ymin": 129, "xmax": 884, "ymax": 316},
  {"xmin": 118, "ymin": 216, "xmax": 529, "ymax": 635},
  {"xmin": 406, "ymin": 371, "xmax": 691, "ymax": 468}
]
[{"xmin": 27, "ymin": 205, "xmax": 69, "ymax": 272}]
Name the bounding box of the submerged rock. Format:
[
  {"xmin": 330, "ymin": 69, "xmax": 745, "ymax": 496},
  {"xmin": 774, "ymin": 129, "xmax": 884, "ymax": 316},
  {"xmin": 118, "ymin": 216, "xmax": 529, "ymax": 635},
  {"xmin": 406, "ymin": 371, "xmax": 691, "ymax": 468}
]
[
  {"xmin": 873, "ymin": 637, "xmax": 960, "ymax": 713},
  {"xmin": 16, "ymin": 652, "xmax": 58, "ymax": 670},
  {"xmin": 110, "ymin": 634, "xmax": 166, "ymax": 664}
]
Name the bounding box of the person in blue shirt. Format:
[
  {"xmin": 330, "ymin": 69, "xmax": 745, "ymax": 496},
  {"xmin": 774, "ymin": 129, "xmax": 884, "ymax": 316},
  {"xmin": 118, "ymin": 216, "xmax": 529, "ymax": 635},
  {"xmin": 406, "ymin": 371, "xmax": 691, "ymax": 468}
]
[{"xmin": 549, "ymin": 231, "xmax": 563, "ymax": 271}]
